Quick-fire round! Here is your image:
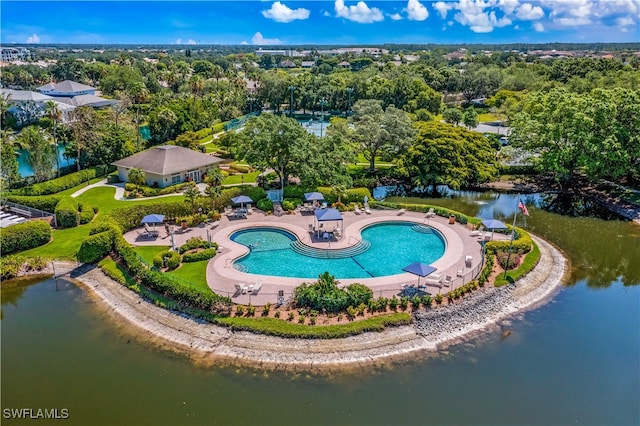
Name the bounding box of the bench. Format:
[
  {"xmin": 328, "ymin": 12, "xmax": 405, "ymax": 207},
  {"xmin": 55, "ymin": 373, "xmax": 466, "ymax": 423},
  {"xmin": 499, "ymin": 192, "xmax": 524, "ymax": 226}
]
[{"xmin": 9, "ymin": 206, "xmax": 32, "ymax": 218}]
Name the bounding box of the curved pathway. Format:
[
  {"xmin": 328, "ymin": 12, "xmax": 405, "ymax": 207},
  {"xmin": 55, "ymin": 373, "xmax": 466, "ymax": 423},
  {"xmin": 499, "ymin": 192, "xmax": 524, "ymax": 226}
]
[{"xmin": 69, "ymin": 233, "xmax": 566, "ymax": 371}]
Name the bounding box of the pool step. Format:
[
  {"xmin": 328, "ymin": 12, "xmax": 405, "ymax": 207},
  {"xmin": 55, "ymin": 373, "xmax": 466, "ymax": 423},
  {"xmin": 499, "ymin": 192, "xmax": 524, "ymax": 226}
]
[
  {"xmin": 289, "ymin": 239, "xmax": 371, "ymax": 259},
  {"xmin": 411, "ymin": 224, "xmax": 434, "ymax": 234},
  {"xmin": 233, "ymin": 263, "xmax": 249, "ymax": 273}
]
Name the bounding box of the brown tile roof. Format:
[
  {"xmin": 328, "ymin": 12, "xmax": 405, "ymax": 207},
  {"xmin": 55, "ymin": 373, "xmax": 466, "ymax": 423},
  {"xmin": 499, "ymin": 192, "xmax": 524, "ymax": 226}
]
[{"xmin": 112, "ymin": 145, "xmax": 223, "ymax": 175}]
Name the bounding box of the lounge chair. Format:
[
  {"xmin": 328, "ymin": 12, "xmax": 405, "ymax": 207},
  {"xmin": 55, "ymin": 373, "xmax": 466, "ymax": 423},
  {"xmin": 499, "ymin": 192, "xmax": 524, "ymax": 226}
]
[
  {"xmin": 397, "ymin": 208, "xmax": 406, "ymax": 215},
  {"xmin": 246, "ymin": 204, "xmax": 253, "ymax": 214},
  {"xmin": 234, "ymin": 284, "xmax": 244, "ymax": 294},
  {"xmin": 470, "ymin": 229, "xmax": 481, "ymax": 237},
  {"xmin": 442, "ymin": 275, "xmax": 452, "ymax": 288},
  {"xmin": 321, "ymin": 202, "xmax": 328, "ymax": 209},
  {"xmin": 354, "ymin": 204, "xmax": 361, "ymax": 215},
  {"xmin": 363, "ymin": 202, "xmax": 371, "ymax": 214},
  {"xmin": 426, "ymin": 207, "xmax": 435, "ymax": 218},
  {"xmin": 252, "ymin": 281, "xmax": 262, "ymax": 294}
]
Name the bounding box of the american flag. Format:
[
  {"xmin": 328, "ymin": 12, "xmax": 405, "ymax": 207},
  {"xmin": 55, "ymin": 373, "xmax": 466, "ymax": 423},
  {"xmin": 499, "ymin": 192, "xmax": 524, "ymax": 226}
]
[{"xmin": 518, "ymin": 199, "xmax": 529, "ymax": 216}]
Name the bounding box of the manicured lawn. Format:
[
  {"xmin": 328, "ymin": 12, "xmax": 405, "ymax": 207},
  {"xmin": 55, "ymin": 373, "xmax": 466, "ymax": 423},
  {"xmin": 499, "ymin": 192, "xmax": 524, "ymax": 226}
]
[
  {"xmin": 21, "ymin": 225, "xmax": 92, "ymax": 260},
  {"xmin": 478, "ymin": 112, "xmax": 498, "ymax": 122},
  {"xmin": 56, "ymin": 177, "xmax": 107, "ymax": 196},
  {"xmin": 222, "ymin": 171, "xmax": 260, "ymax": 185},
  {"xmin": 133, "ymin": 246, "xmax": 210, "ymax": 292},
  {"xmin": 75, "ymin": 186, "xmax": 184, "ymax": 215}
]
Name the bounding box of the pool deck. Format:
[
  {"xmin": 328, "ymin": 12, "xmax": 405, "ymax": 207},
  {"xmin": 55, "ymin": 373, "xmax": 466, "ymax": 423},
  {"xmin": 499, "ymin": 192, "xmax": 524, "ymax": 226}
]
[{"xmin": 123, "ymin": 208, "xmax": 509, "ymax": 305}]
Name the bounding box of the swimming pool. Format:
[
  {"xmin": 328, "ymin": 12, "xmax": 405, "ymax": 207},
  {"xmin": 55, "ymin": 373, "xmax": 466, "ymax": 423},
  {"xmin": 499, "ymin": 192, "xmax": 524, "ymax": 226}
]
[{"xmin": 231, "ymin": 222, "xmax": 446, "ymax": 279}]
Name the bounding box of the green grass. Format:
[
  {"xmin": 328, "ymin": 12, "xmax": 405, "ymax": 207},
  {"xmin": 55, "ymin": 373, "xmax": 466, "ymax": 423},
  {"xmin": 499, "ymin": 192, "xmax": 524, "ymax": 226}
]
[
  {"xmin": 75, "ymin": 186, "xmax": 184, "ymax": 215},
  {"xmin": 55, "ymin": 177, "xmax": 107, "ymax": 196},
  {"xmin": 20, "ymin": 225, "xmax": 92, "ymax": 260},
  {"xmin": 222, "ymin": 171, "xmax": 260, "ymax": 185},
  {"xmin": 215, "ymin": 312, "xmax": 411, "ymax": 338},
  {"xmin": 494, "ymin": 241, "xmax": 541, "ymax": 287},
  {"xmin": 133, "ymin": 246, "xmax": 210, "ymax": 292},
  {"xmin": 478, "ymin": 112, "xmax": 498, "ymax": 122}
]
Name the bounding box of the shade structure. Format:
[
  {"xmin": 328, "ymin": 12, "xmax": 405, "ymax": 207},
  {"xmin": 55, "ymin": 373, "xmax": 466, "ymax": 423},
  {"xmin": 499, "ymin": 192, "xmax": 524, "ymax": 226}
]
[
  {"xmin": 481, "ymin": 219, "xmax": 508, "ymax": 230},
  {"xmin": 402, "ymin": 262, "xmax": 437, "ymax": 287},
  {"xmin": 481, "ymin": 219, "xmax": 508, "ymax": 241},
  {"xmin": 304, "ymin": 192, "xmax": 325, "ymax": 202},
  {"xmin": 140, "ymin": 214, "xmax": 165, "ymax": 224},
  {"xmin": 314, "ymin": 208, "xmax": 342, "ymax": 222},
  {"xmin": 231, "ymin": 195, "xmax": 253, "ymax": 207}
]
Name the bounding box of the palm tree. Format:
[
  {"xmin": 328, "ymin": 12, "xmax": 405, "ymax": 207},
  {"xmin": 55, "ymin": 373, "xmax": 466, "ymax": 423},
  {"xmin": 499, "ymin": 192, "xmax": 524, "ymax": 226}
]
[
  {"xmin": 44, "ymin": 100, "xmax": 62, "ymax": 176},
  {"xmin": 16, "ymin": 126, "xmax": 56, "ymax": 183},
  {"xmin": 184, "ymin": 186, "xmax": 202, "ymax": 213},
  {"xmin": 331, "ymin": 184, "xmax": 348, "ymax": 205},
  {"xmin": 205, "ymin": 167, "xmax": 225, "ymax": 187},
  {"xmin": 204, "ymin": 185, "xmax": 222, "ymax": 210},
  {"xmin": 127, "ymin": 168, "xmax": 146, "ymax": 194}
]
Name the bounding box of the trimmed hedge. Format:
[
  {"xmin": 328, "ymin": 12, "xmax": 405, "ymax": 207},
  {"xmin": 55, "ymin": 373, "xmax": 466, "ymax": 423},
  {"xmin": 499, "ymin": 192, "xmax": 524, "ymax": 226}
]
[
  {"xmin": 4, "ymin": 195, "xmax": 61, "ymax": 213},
  {"xmin": 240, "ymin": 187, "xmax": 267, "ymax": 203},
  {"xmin": 76, "ymin": 231, "xmax": 114, "ymax": 264},
  {"xmin": 124, "ymin": 181, "xmax": 195, "ymax": 197},
  {"xmin": 1, "ymin": 220, "xmax": 52, "ymax": 255},
  {"xmin": 182, "ymin": 248, "xmax": 217, "ymax": 263},
  {"xmin": 485, "ymin": 226, "xmax": 533, "ymax": 254},
  {"xmin": 78, "ymin": 203, "xmax": 97, "ymax": 225},
  {"xmin": 54, "ymin": 196, "xmax": 80, "ymax": 228},
  {"xmin": 152, "ymin": 250, "xmax": 181, "ymax": 270},
  {"xmin": 0, "ymin": 254, "xmax": 48, "ymax": 280},
  {"xmin": 96, "ymin": 202, "xmax": 193, "ymax": 233},
  {"xmin": 14, "ymin": 165, "xmax": 110, "ymax": 196},
  {"xmin": 377, "ymin": 201, "xmax": 472, "ymax": 225},
  {"xmin": 214, "ymin": 313, "xmax": 411, "ymax": 339}
]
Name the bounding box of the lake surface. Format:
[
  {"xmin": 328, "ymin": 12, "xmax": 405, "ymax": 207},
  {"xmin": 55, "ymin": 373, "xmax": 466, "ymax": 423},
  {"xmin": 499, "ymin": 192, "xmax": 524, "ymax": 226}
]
[
  {"xmin": 2, "ymin": 191, "xmax": 639, "ymax": 425},
  {"xmin": 17, "ymin": 144, "xmax": 75, "ymax": 177}
]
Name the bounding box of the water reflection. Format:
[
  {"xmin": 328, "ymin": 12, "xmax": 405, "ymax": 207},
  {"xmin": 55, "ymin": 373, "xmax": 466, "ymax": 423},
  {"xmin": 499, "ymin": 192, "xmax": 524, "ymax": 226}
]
[{"xmin": 387, "ymin": 189, "xmax": 640, "ymax": 287}]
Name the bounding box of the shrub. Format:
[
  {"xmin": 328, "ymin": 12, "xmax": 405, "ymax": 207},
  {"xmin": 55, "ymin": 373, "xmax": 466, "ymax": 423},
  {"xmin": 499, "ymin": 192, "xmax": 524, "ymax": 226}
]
[
  {"xmin": 15, "ymin": 166, "xmax": 110, "ymax": 196},
  {"xmin": 494, "ymin": 242, "xmax": 541, "ymax": 287},
  {"xmin": 485, "ymin": 227, "xmax": 533, "ymax": 254},
  {"xmin": 54, "ymin": 196, "xmax": 80, "ymax": 228},
  {"xmin": 241, "ymin": 187, "xmax": 267, "ymax": 203},
  {"xmin": 0, "ymin": 255, "xmax": 25, "ymax": 280},
  {"xmin": 496, "ymin": 250, "xmax": 522, "ymax": 270},
  {"xmin": 282, "ymin": 198, "xmax": 300, "ymax": 212},
  {"xmin": 293, "ymin": 272, "xmax": 353, "ymax": 314},
  {"xmin": 182, "ymin": 248, "xmax": 217, "ymax": 263},
  {"xmin": 178, "ymin": 237, "xmax": 209, "ymax": 254},
  {"xmin": 345, "ymin": 283, "xmax": 373, "ymax": 308},
  {"xmin": 229, "ymin": 163, "xmax": 250, "ymax": 173},
  {"xmin": 101, "ymin": 202, "xmax": 192, "ymax": 232},
  {"xmin": 256, "ymin": 198, "xmax": 273, "ymax": 212},
  {"xmin": 76, "ymin": 231, "xmax": 114, "ymax": 264},
  {"xmin": 0, "ymin": 220, "xmax": 51, "ymax": 255},
  {"xmin": 4, "ymin": 195, "xmax": 61, "ymax": 212},
  {"xmin": 78, "ymin": 203, "xmax": 97, "ymax": 224},
  {"xmin": 152, "ymin": 250, "xmax": 181, "ymax": 270},
  {"xmin": 344, "ymin": 188, "xmax": 372, "ymax": 204}
]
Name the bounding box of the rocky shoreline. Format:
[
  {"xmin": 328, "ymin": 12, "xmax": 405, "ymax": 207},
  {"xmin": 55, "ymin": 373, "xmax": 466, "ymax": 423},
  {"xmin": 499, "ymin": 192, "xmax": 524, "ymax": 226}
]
[{"xmin": 55, "ymin": 233, "xmax": 567, "ymax": 372}]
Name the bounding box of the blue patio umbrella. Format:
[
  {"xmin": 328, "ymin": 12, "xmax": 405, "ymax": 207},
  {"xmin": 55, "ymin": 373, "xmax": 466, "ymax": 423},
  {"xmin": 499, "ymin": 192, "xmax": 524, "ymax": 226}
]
[
  {"xmin": 304, "ymin": 192, "xmax": 325, "ymax": 202},
  {"xmin": 140, "ymin": 214, "xmax": 165, "ymax": 225},
  {"xmin": 231, "ymin": 195, "xmax": 253, "ymax": 208},
  {"xmin": 402, "ymin": 262, "xmax": 437, "ymax": 286}
]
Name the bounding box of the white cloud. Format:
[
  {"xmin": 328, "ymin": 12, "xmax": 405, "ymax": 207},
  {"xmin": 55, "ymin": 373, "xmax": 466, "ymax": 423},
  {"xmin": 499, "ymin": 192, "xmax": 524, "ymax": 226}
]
[
  {"xmin": 241, "ymin": 41, "xmax": 249, "ymax": 45},
  {"xmin": 433, "ymin": 1, "xmax": 451, "ymax": 18},
  {"xmin": 334, "ymin": 0, "xmax": 384, "ymax": 23},
  {"xmin": 616, "ymin": 16, "xmax": 635, "ymax": 27},
  {"xmin": 452, "ymin": 0, "xmax": 511, "ymax": 33},
  {"xmin": 542, "ymin": 0, "xmax": 592, "ymax": 26},
  {"xmin": 251, "ymin": 32, "xmax": 282, "ymax": 45},
  {"xmin": 186, "ymin": 39, "xmax": 197, "ymax": 45},
  {"xmin": 406, "ymin": 0, "xmax": 429, "ymax": 21},
  {"xmin": 323, "ymin": 10, "xmax": 332, "ymax": 17},
  {"xmin": 515, "ymin": 3, "xmax": 544, "ymax": 20},
  {"xmin": 175, "ymin": 38, "xmax": 182, "ymax": 44},
  {"xmin": 533, "ymin": 22, "xmax": 545, "ymax": 32},
  {"xmin": 499, "ymin": 0, "xmax": 520, "ymax": 15},
  {"xmin": 389, "ymin": 12, "xmax": 403, "ymax": 20},
  {"xmin": 261, "ymin": 1, "xmax": 310, "ymax": 23},
  {"xmin": 26, "ymin": 33, "xmax": 40, "ymax": 43}
]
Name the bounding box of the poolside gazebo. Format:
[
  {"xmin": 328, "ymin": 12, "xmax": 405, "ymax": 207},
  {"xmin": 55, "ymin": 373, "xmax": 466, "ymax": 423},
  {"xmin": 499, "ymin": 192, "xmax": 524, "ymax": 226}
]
[{"xmin": 313, "ymin": 208, "xmax": 343, "ymax": 239}]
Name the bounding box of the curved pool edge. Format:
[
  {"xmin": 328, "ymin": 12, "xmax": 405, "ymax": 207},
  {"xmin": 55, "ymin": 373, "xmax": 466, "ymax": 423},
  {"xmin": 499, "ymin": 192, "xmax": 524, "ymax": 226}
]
[
  {"xmin": 207, "ymin": 213, "xmax": 474, "ymax": 299},
  {"xmin": 68, "ymin": 233, "xmax": 567, "ymax": 372},
  {"xmin": 228, "ymin": 221, "xmax": 447, "ymax": 279}
]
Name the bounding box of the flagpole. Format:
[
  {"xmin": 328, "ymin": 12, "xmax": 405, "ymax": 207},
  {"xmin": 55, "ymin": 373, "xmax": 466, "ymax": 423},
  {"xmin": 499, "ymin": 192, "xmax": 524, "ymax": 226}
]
[{"xmin": 503, "ymin": 196, "xmax": 519, "ymax": 279}]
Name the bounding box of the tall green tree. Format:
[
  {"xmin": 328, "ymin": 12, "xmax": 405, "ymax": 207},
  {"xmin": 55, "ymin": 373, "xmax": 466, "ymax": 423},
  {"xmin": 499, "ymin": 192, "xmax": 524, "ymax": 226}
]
[
  {"xmin": 347, "ymin": 99, "xmax": 414, "ymax": 172},
  {"xmin": 238, "ymin": 114, "xmax": 310, "ymax": 188},
  {"xmin": 463, "ymin": 106, "xmax": 479, "ymax": 129},
  {"xmin": 400, "ymin": 121, "xmax": 498, "ymax": 194},
  {"xmin": 16, "ymin": 126, "xmax": 56, "ymax": 183},
  {"xmin": 0, "ymin": 130, "xmax": 20, "ymax": 188}
]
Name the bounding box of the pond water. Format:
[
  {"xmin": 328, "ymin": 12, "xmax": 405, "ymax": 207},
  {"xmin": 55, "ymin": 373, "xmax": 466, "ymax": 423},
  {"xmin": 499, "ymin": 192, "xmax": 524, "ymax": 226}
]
[
  {"xmin": 17, "ymin": 143, "xmax": 75, "ymax": 177},
  {"xmin": 2, "ymin": 191, "xmax": 639, "ymax": 425}
]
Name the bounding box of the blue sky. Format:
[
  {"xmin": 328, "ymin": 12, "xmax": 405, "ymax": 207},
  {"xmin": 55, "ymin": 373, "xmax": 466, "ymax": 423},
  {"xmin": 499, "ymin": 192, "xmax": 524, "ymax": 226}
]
[{"xmin": 2, "ymin": 1, "xmax": 639, "ymax": 45}]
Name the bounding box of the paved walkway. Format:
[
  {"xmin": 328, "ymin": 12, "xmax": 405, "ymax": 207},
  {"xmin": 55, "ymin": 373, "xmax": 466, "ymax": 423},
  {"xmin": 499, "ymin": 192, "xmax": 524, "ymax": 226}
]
[{"xmin": 123, "ymin": 208, "xmax": 509, "ymax": 306}]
